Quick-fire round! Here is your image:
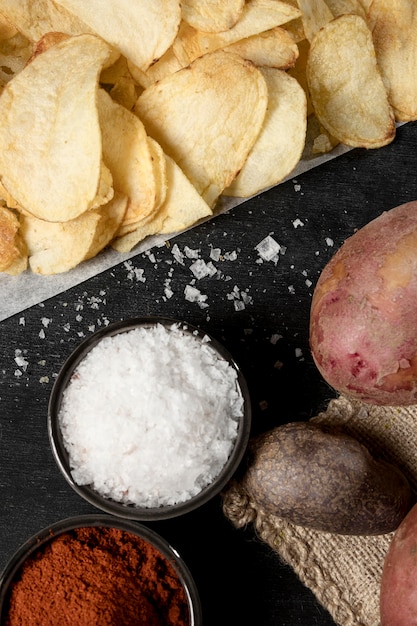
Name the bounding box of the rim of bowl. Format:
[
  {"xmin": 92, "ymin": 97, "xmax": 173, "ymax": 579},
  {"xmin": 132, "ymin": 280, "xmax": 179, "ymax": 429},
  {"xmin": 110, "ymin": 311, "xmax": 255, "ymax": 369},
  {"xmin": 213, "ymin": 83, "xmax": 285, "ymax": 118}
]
[
  {"xmin": 48, "ymin": 316, "xmax": 252, "ymax": 521},
  {"xmin": 0, "ymin": 514, "xmax": 202, "ymax": 626}
]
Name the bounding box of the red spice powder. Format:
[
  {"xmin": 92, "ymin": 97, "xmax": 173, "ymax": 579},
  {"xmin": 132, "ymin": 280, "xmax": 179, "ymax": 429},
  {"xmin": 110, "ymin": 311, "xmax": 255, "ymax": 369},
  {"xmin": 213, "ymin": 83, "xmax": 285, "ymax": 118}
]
[{"xmin": 3, "ymin": 526, "xmax": 190, "ymax": 626}]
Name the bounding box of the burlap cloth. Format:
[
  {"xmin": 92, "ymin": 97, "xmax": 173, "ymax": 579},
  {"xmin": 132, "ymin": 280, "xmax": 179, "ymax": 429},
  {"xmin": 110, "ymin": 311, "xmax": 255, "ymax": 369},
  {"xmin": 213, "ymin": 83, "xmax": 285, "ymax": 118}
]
[{"xmin": 222, "ymin": 395, "xmax": 417, "ymax": 626}]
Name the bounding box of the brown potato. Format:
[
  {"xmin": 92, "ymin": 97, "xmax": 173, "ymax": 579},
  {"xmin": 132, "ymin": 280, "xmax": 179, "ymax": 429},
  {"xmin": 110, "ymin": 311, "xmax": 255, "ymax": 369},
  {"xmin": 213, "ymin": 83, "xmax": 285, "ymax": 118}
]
[{"xmin": 242, "ymin": 422, "xmax": 412, "ymax": 535}]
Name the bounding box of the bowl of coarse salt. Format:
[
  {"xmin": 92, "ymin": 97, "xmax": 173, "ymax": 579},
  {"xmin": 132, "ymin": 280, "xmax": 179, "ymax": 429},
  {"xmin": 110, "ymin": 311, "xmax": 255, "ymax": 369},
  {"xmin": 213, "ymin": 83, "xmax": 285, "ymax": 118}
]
[{"xmin": 48, "ymin": 317, "xmax": 251, "ymax": 520}]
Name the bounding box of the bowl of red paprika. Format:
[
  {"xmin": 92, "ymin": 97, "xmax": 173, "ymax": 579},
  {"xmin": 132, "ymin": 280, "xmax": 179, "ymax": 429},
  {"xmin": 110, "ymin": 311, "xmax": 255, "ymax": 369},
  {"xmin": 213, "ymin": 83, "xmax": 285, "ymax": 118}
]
[{"xmin": 0, "ymin": 514, "xmax": 202, "ymax": 626}]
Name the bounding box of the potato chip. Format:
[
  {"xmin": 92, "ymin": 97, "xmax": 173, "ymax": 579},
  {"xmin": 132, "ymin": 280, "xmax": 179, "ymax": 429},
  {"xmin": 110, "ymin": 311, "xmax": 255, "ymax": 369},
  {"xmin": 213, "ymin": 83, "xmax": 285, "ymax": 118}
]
[
  {"xmin": 0, "ymin": 0, "xmax": 95, "ymax": 41},
  {"xmin": 97, "ymin": 88, "xmax": 158, "ymax": 225},
  {"xmin": 225, "ymin": 69, "xmax": 307, "ymax": 197},
  {"xmin": 0, "ymin": 205, "xmax": 27, "ymax": 273},
  {"xmin": 22, "ymin": 193, "xmax": 127, "ymax": 274},
  {"xmin": 0, "ymin": 34, "xmax": 113, "ymax": 222},
  {"xmin": 173, "ymin": 0, "xmax": 302, "ymax": 67},
  {"xmin": 54, "ymin": 0, "xmax": 181, "ymax": 71},
  {"xmin": 367, "ymin": 0, "xmax": 417, "ymax": 121},
  {"xmin": 181, "ymin": 0, "xmax": 245, "ymax": 33},
  {"xmin": 143, "ymin": 0, "xmax": 303, "ymax": 84},
  {"xmin": 135, "ymin": 50, "xmax": 268, "ymax": 208},
  {"xmin": 297, "ymin": 0, "xmax": 333, "ymax": 41},
  {"xmin": 324, "ymin": 0, "xmax": 369, "ymax": 18},
  {"xmin": 306, "ymin": 14, "xmax": 396, "ymax": 148},
  {"xmin": 223, "ymin": 26, "xmax": 299, "ymax": 69},
  {"xmin": 112, "ymin": 152, "xmax": 212, "ymax": 252}
]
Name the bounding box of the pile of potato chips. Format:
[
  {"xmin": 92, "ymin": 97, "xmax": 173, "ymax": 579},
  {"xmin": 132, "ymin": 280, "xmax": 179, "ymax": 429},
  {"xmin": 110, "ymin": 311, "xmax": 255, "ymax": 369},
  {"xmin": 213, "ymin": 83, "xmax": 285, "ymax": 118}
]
[{"xmin": 0, "ymin": 0, "xmax": 414, "ymax": 275}]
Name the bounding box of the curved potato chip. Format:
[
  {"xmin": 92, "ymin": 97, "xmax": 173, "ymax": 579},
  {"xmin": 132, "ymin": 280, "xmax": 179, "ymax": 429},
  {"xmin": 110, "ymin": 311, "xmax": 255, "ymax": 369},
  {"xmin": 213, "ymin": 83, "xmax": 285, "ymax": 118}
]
[
  {"xmin": 135, "ymin": 50, "xmax": 268, "ymax": 208},
  {"xmin": 173, "ymin": 0, "xmax": 302, "ymax": 67},
  {"xmin": 367, "ymin": 0, "xmax": 417, "ymax": 121},
  {"xmin": 225, "ymin": 69, "xmax": 307, "ymax": 197},
  {"xmin": 97, "ymin": 89, "xmax": 157, "ymax": 224},
  {"xmin": 22, "ymin": 193, "xmax": 127, "ymax": 275},
  {"xmin": 112, "ymin": 151, "xmax": 212, "ymax": 252},
  {"xmin": 181, "ymin": 0, "xmax": 245, "ymax": 33},
  {"xmin": 0, "ymin": 205, "xmax": 27, "ymax": 273},
  {"xmin": 223, "ymin": 27, "xmax": 299, "ymax": 69},
  {"xmin": 0, "ymin": 0, "xmax": 95, "ymax": 41},
  {"xmin": 296, "ymin": 0, "xmax": 333, "ymax": 42},
  {"xmin": 306, "ymin": 14, "xmax": 395, "ymax": 148},
  {"xmin": 54, "ymin": 0, "xmax": 181, "ymax": 71},
  {"xmin": 0, "ymin": 34, "xmax": 113, "ymax": 222}
]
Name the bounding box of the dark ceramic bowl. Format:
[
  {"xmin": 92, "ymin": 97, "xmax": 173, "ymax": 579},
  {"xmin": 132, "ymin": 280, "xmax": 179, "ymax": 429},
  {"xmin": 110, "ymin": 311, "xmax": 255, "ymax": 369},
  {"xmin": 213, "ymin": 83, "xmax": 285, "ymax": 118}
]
[
  {"xmin": 48, "ymin": 317, "xmax": 252, "ymax": 521},
  {"xmin": 0, "ymin": 514, "xmax": 202, "ymax": 625}
]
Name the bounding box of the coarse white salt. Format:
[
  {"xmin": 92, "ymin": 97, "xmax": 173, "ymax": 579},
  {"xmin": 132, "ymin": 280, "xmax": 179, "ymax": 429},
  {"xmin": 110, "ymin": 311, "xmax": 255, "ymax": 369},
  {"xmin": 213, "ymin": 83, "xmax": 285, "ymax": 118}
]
[{"xmin": 58, "ymin": 323, "xmax": 244, "ymax": 508}]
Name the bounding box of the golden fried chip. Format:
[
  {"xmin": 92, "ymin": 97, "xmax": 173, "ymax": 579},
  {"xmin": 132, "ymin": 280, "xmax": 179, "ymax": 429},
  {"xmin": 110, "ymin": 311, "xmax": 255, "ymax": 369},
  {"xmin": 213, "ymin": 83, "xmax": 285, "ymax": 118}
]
[
  {"xmin": 112, "ymin": 152, "xmax": 212, "ymax": 252},
  {"xmin": 181, "ymin": 0, "xmax": 245, "ymax": 32},
  {"xmin": 0, "ymin": 34, "xmax": 113, "ymax": 222},
  {"xmin": 0, "ymin": 0, "xmax": 95, "ymax": 41},
  {"xmin": 173, "ymin": 0, "xmax": 302, "ymax": 67},
  {"xmin": 135, "ymin": 50, "xmax": 268, "ymax": 208},
  {"xmin": 297, "ymin": 0, "xmax": 333, "ymax": 41},
  {"xmin": 306, "ymin": 14, "xmax": 396, "ymax": 148},
  {"xmin": 97, "ymin": 88, "xmax": 158, "ymax": 225},
  {"xmin": 22, "ymin": 193, "xmax": 127, "ymax": 274},
  {"xmin": 143, "ymin": 0, "xmax": 303, "ymax": 83},
  {"xmin": 0, "ymin": 205, "xmax": 27, "ymax": 273},
  {"xmin": 54, "ymin": 0, "xmax": 181, "ymax": 71},
  {"xmin": 367, "ymin": 0, "xmax": 417, "ymax": 121},
  {"xmin": 325, "ymin": 0, "xmax": 370, "ymax": 18},
  {"xmin": 223, "ymin": 26, "xmax": 299, "ymax": 69},
  {"xmin": 225, "ymin": 69, "xmax": 307, "ymax": 197}
]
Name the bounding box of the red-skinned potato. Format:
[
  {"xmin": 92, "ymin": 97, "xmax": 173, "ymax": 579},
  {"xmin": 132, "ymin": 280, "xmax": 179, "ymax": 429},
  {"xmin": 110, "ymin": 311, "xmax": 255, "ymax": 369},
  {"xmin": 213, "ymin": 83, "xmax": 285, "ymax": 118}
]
[
  {"xmin": 310, "ymin": 200, "xmax": 417, "ymax": 405},
  {"xmin": 380, "ymin": 502, "xmax": 417, "ymax": 625}
]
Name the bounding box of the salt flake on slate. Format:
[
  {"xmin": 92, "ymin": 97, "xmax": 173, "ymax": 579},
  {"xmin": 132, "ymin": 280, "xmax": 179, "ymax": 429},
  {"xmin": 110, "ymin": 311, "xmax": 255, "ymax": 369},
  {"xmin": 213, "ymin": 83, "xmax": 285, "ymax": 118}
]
[
  {"xmin": 255, "ymin": 235, "xmax": 281, "ymax": 262},
  {"xmin": 184, "ymin": 285, "xmax": 208, "ymax": 308},
  {"xmin": 190, "ymin": 259, "xmax": 212, "ymax": 279}
]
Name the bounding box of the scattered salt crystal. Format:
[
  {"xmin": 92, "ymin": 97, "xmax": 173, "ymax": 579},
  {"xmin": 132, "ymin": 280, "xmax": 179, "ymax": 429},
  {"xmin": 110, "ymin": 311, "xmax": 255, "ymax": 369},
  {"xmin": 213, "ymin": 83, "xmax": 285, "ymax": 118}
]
[
  {"xmin": 189, "ymin": 259, "xmax": 212, "ymax": 279},
  {"xmin": 19, "ymin": 317, "xmax": 25, "ymax": 326},
  {"xmin": 293, "ymin": 218, "xmax": 304, "ymax": 228},
  {"xmin": 124, "ymin": 261, "xmax": 146, "ymax": 282},
  {"xmin": 223, "ymin": 250, "xmax": 238, "ymax": 261},
  {"xmin": 234, "ymin": 300, "xmax": 245, "ymax": 311},
  {"xmin": 171, "ymin": 243, "xmax": 185, "ymax": 264},
  {"xmin": 39, "ymin": 329, "xmax": 45, "ymax": 340},
  {"xmin": 295, "ymin": 348, "xmax": 303, "ymax": 358},
  {"xmin": 210, "ymin": 247, "xmax": 221, "ymax": 261},
  {"xmin": 14, "ymin": 350, "xmax": 28, "ymax": 371},
  {"xmin": 58, "ymin": 324, "xmax": 243, "ymax": 508},
  {"xmin": 270, "ymin": 333, "xmax": 283, "ymax": 345},
  {"xmin": 305, "ymin": 279, "xmax": 313, "ymax": 288},
  {"xmin": 294, "ymin": 184, "xmax": 301, "ymax": 192},
  {"xmin": 325, "ymin": 237, "xmax": 334, "ymax": 247},
  {"xmin": 255, "ymin": 235, "xmax": 281, "ymax": 262},
  {"xmin": 288, "ymin": 285, "xmax": 295, "ymax": 294},
  {"xmin": 41, "ymin": 317, "xmax": 51, "ymax": 327},
  {"xmin": 184, "ymin": 246, "xmax": 200, "ymax": 259},
  {"xmin": 184, "ymin": 285, "xmax": 208, "ymax": 308}
]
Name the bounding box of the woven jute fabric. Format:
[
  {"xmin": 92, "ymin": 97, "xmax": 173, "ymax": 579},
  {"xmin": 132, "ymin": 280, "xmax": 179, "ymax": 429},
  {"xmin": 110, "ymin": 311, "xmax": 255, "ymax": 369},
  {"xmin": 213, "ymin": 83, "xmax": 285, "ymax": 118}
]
[{"xmin": 222, "ymin": 395, "xmax": 417, "ymax": 626}]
